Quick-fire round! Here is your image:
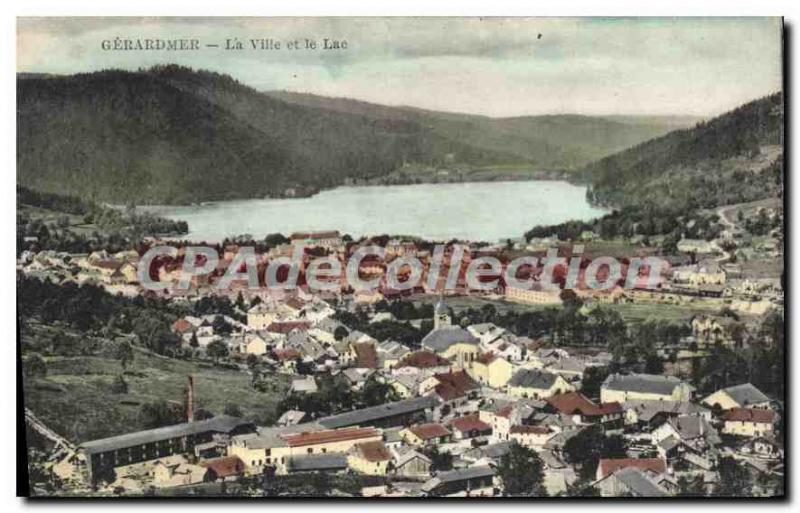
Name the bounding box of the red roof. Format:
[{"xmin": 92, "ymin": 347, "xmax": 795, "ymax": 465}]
[
  {"xmin": 171, "ymin": 318, "xmax": 194, "ymax": 334},
  {"xmin": 597, "ymin": 458, "xmax": 666, "ymax": 480},
  {"xmin": 433, "ymin": 370, "xmax": 479, "ymax": 401},
  {"xmin": 398, "ymin": 350, "xmax": 449, "ymax": 369},
  {"xmin": 354, "ymin": 441, "xmax": 392, "ymax": 462},
  {"xmin": 547, "ymin": 392, "xmax": 623, "ymax": 417},
  {"xmin": 408, "ymin": 423, "xmax": 451, "ymax": 440},
  {"xmin": 449, "ymin": 415, "xmax": 491, "ymax": 434},
  {"xmin": 477, "ymin": 352, "xmax": 498, "ymax": 364},
  {"xmin": 273, "ymin": 348, "xmax": 301, "ymax": 362},
  {"xmin": 280, "ymin": 427, "xmax": 379, "ymax": 447},
  {"xmin": 267, "ymin": 321, "xmax": 311, "ymax": 334},
  {"xmin": 509, "ymin": 425, "xmax": 551, "ymax": 435},
  {"xmin": 203, "ymin": 456, "xmax": 245, "ymax": 478},
  {"xmin": 723, "ymin": 407, "xmax": 776, "ymax": 424},
  {"xmin": 352, "ymin": 342, "xmax": 379, "ymax": 369},
  {"xmin": 290, "ymin": 231, "xmax": 341, "ymax": 240}
]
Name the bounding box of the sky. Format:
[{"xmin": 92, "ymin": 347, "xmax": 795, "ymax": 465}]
[{"xmin": 17, "ymin": 17, "xmax": 783, "ymax": 117}]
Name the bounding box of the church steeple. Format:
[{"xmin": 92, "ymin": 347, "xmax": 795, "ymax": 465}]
[{"xmin": 434, "ymin": 295, "xmax": 451, "ymax": 330}]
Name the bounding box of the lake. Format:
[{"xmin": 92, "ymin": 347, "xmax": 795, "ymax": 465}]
[{"xmin": 145, "ymin": 181, "xmax": 607, "ymax": 243}]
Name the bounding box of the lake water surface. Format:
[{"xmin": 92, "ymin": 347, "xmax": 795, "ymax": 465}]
[{"xmin": 146, "ymin": 181, "xmax": 607, "ymax": 243}]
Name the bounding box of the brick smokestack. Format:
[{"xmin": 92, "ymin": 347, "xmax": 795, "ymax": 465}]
[{"xmin": 187, "ymin": 375, "xmax": 195, "ymax": 423}]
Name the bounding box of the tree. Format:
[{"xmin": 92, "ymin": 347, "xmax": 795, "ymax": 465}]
[
  {"xmin": 677, "ymin": 475, "xmax": 706, "ymax": 497},
  {"xmin": 114, "ymin": 340, "xmax": 134, "ymax": 372},
  {"xmin": 717, "ymin": 456, "xmax": 753, "ymax": 497},
  {"xmin": 563, "ymin": 425, "xmax": 627, "ymax": 480},
  {"xmin": 333, "ymin": 325, "xmax": 349, "ymax": 342},
  {"xmin": 23, "ymin": 353, "xmax": 47, "ymax": 378},
  {"xmin": 580, "ymin": 366, "xmax": 610, "ymax": 401},
  {"xmin": 206, "ymin": 340, "xmax": 229, "ymax": 364},
  {"xmin": 224, "ymin": 403, "xmax": 243, "ymax": 417},
  {"xmin": 497, "ymin": 442, "xmax": 546, "ymax": 496},
  {"xmin": 423, "ymin": 446, "xmax": 453, "ymax": 472},
  {"xmin": 140, "ymin": 400, "xmax": 183, "ymax": 429}
]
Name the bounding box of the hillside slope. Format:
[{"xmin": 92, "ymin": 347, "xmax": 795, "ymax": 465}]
[
  {"xmin": 582, "ymin": 92, "xmax": 784, "ymax": 212},
  {"xmin": 18, "ymin": 65, "xmax": 695, "ymax": 205}
]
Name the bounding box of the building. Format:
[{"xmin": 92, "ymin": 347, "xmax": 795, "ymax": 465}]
[
  {"xmin": 721, "ymin": 408, "xmax": 776, "ymax": 438},
  {"xmin": 203, "ymin": 456, "xmax": 246, "ymax": 482},
  {"xmin": 420, "ymin": 326, "xmax": 480, "ymax": 368},
  {"xmin": 601, "ymin": 374, "xmax": 694, "ymax": 403},
  {"xmin": 289, "ymin": 231, "xmax": 342, "ymax": 249},
  {"xmin": 448, "ymin": 415, "xmax": 492, "ymax": 440},
  {"xmin": 468, "ymin": 352, "xmax": 515, "ymax": 389},
  {"xmin": 284, "ymin": 453, "xmax": 348, "ymax": 475},
  {"xmin": 702, "ymin": 383, "xmax": 771, "ymax": 411},
  {"xmin": 347, "ymin": 441, "xmax": 393, "ymax": 476},
  {"xmin": 421, "ymin": 466, "xmax": 496, "ymax": 497},
  {"xmin": 391, "ymin": 447, "xmax": 432, "ymax": 478},
  {"xmin": 507, "ymin": 369, "xmax": 575, "ymax": 400},
  {"xmin": 401, "ymin": 423, "xmax": 452, "ymax": 447},
  {"xmin": 505, "ymin": 285, "xmax": 562, "ymax": 305},
  {"xmin": 316, "ymin": 396, "xmax": 440, "ymax": 430},
  {"xmin": 78, "ymin": 416, "xmax": 255, "ymax": 481},
  {"xmin": 508, "ymin": 425, "xmax": 553, "ymax": 449},
  {"xmin": 595, "ymin": 467, "xmax": 670, "ymax": 497}
]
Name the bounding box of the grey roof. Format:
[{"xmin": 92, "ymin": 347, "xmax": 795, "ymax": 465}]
[
  {"xmin": 667, "ymin": 415, "xmax": 719, "ymax": 444},
  {"xmin": 719, "ymin": 383, "xmax": 770, "ymax": 406},
  {"xmin": 285, "ymin": 453, "xmax": 348, "ymax": 472},
  {"xmin": 422, "ymin": 466, "xmax": 495, "ymax": 492},
  {"xmin": 623, "ymin": 400, "xmax": 709, "ymax": 422},
  {"xmin": 508, "ymin": 368, "xmax": 559, "ymax": 389},
  {"xmin": 317, "ymin": 396, "xmax": 439, "ymax": 429},
  {"xmin": 480, "ymin": 441, "xmax": 515, "ymax": 459},
  {"xmin": 602, "ymin": 373, "xmax": 688, "ymax": 396},
  {"xmin": 435, "ymin": 465, "xmax": 495, "ymax": 484},
  {"xmin": 613, "ymin": 468, "xmax": 669, "ymax": 497},
  {"xmin": 421, "ymin": 326, "xmax": 478, "ymax": 352},
  {"xmin": 79, "ymin": 416, "xmax": 252, "ymax": 455}
]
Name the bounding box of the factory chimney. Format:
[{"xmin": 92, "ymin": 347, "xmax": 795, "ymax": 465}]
[{"xmin": 187, "ymin": 375, "xmax": 195, "ymax": 423}]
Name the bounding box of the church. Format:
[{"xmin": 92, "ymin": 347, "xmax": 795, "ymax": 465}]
[{"xmin": 420, "ymin": 297, "xmax": 481, "ymax": 369}]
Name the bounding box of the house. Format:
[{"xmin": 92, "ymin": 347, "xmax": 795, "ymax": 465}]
[
  {"xmin": 239, "ymin": 333, "xmax": 269, "ymax": 356},
  {"xmin": 672, "ymin": 259, "xmax": 727, "ymax": 287},
  {"xmin": 595, "ymin": 467, "xmax": 670, "ymax": 497},
  {"xmin": 276, "ymin": 410, "xmax": 307, "ymax": 427},
  {"xmin": 507, "ymin": 369, "xmax": 575, "ymax": 400},
  {"xmin": 702, "ymin": 383, "xmax": 771, "ymax": 411},
  {"xmin": 316, "ymin": 396, "xmax": 440, "ymax": 430},
  {"xmin": 401, "ymin": 423, "xmax": 452, "ymax": 447},
  {"xmin": 721, "ymin": 408, "xmax": 776, "ymax": 438},
  {"xmin": 290, "ymin": 230, "xmax": 342, "ymax": 249},
  {"xmin": 150, "ymin": 457, "xmax": 206, "ymax": 487},
  {"xmin": 737, "ymin": 436, "xmax": 783, "ymax": 460},
  {"xmin": 600, "ymin": 373, "xmax": 694, "ymax": 403},
  {"xmin": 676, "ymin": 238, "xmax": 715, "ymax": 255},
  {"xmin": 508, "ymin": 425, "xmax": 553, "ymax": 449},
  {"xmin": 290, "ymin": 376, "xmax": 318, "ymax": 394},
  {"xmin": 423, "ymin": 370, "xmax": 480, "ymax": 404},
  {"xmin": 650, "ymin": 415, "xmax": 720, "ymax": 468},
  {"xmin": 545, "ymin": 392, "xmax": 624, "ymax": 429},
  {"xmin": 596, "ymin": 457, "xmax": 667, "ymax": 482},
  {"xmin": 467, "ymin": 323, "xmax": 507, "ymax": 345},
  {"xmin": 622, "ymin": 400, "xmax": 711, "ymax": 430},
  {"xmin": 391, "ymin": 446, "xmax": 432, "ymax": 478},
  {"xmin": 421, "ymin": 466, "xmax": 495, "ymax": 497},
  {"xmin": 448, "ymin": 415, "xmax": 492, "ymax": 441},
  {"xmin": 396, "ymin": 351, "xmax": 451, "ymax": 372},
  {"xmin": 345, "ymin": 342, "xmax": 379, "ymax": 369},
  {"xmin": 348, "ymin": 441, "xmax": 393, "ymax": 476},
  {"xmin": 377, "ymin": 340, "xmax": 411, "ymax": 369},
  {"xmin": 505, "ymin": 285, "xmax": 562, "ymax": 305},
  {"xmin": 468, "ymin": 352, "xmax": 514, "ymax": 389},
  {"xmin": 691, "ymin": 315, "xmax": 742, "ymax": 347},
  {"xmin": 203, "ymin": 456, "xmax": 246, "ymax": 482}
]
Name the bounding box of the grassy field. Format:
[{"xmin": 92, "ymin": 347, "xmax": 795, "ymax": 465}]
[{"xmin": 23, "ymin": 344, "xmax": 290, "ymax": 445}]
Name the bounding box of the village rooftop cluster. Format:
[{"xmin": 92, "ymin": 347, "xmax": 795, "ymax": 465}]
[{"xmin": 20, "ymin": 228, "xmax": 784, "ymax": 497}]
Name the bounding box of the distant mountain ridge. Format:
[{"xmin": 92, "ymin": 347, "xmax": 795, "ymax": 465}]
[{"xmin": 18, "ymin": 65, "xmax": 697, "ymax": 204}]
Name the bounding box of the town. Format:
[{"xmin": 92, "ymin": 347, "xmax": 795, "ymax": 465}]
[{"xmin": 20, "ymin": 222, "xmax": 784, "ymax": 497}]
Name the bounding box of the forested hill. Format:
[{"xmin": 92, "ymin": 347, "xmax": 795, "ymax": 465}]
[
  {"xmin": 18, "ymin": 66, "xmax": 691, "ymax": 205},
  {"xmin": 582, "ymin": 92, "xmax": 784, "ymax": 211},
  {"xmin": 267, "ymin": 90, "xmax": 696, "ymax": 170}
]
